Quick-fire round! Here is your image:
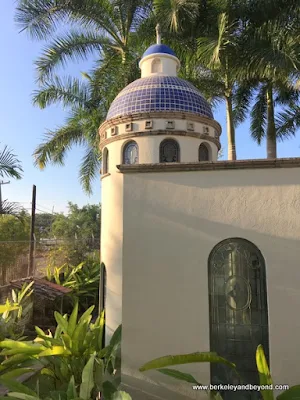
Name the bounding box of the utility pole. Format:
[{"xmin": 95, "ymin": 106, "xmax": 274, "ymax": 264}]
[
  {"xmin": 28, "ymin": 185, "xmax": 36, "ymax": 276},
  {"xmin": 0, "ymin": 180, "xmax": 10, "ymax": 213}
]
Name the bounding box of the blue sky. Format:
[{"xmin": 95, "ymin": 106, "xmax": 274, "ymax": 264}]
[{"xmin": 1, "ymin": 3, "xmax": 299, "ymax": 214}]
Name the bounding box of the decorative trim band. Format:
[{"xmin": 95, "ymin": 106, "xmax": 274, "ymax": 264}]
[
  {"xmin": 116, "ymin": 158, "xmax": 300, "ymax": 173},
  {"xmin": 99, "ymin": 111, "xmax": 222, "ymax": 135},
  {"xmin": 99, "ymin": 129, "xmax": 221, "ymax": 151}
]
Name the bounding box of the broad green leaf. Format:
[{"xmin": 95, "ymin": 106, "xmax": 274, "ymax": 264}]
[
  {"xmin": 0, "ymin": 368, "xmax": 34, "ymax": 379},
  {"xmin": 277, "ymin": 385, "xmax": 300, "ymax": 400},
  {"xmin": 256, "ymin": 345, "xmax": 274, "ymax": 400},
  {"xmin": 0, "ymin": 340, "xmax": 44, "ymax": 351},
  {"xmin": 102, "ymin": 381, "xmax": 117, "ymax": 399},
  {"xmin": 67, "ymin": 302, "xmax": 78, "ymax": 337},
  {"xmin": 1, "ymin": 353, "xmax": 34, "ymax": 367},
  {"xmin": 0, "ymin": 378, "xmax": 37, "ymax": 396},
  {"xmin": 0, "ymin": 305, "xmax": 19, "ymax": 314},
  {"xmin": 66, "ymin": 376, "xmax": 77, "ymax": 400},
  {"xmin": 94, "ymin": 358, "xmax": 104, "ymax": 390},
  {"xmin": 79, "ymin": 353, "xmax": 95, "ymax": 400},
  {"xmin": 109, "ymin": 325, "xmax": 122, "ymax": 349},
  {"xmin": 54, "ymin": 312, "xmax": 69, "ymax": 333},
  {"xmin": 1, "ymin": 347, "xmax": 45, "ymax": 356},
  {"xmin": 7, "ymin": 394, "xmax": 39, "ymax": 400},
  {"xmin": 39, "ymin": 346, "xmax": 71, "ymax": 357},
  {"xmin": 61, "ymin": 334, "xmax": 72, "ymax": 350},
  {"xmin": 97, "ymin": 311, "xmax": 105, "ymax": 351},
  {"xmin": 139, "ymin": 352, "xmax": 235, "ymax": 372},
  {"xmin": 157, "ymin": 368, "xmax": 200, "ymax": 384},
  {"xmin": 41, "ymin": 368, "xmax": 55, "ymax": 378},
  {"xmin": 111, "ymin": 391, "xmax": 132, "ymax": 400},
  {"xmin": 77, "ymin": 306, "xmax": 94, "ymax": 325}
]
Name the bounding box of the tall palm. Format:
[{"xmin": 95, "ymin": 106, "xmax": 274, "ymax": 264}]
[
  {"xmin": 154, "ymin": 0, "xmax": 246, "ymax": 160},
  {"xmin": 233, "ymin": 2, "xmax": 300, "ymax": 158},
  {"xmin": 0, "ymin": 144, "xmax": 23, "ymax": 216},
  {"xmin": 15, "ymin": 0, "xmax": 152, "ymax": 193}
]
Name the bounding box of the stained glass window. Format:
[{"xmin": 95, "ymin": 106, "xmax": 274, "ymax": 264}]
[
  {"xmin": 208, "ymin": 238, "xmax": 269, "ymax": 400},
  {"xmin": 160, "ymin": 139, "xmax": 180, "ymax": 162},
  {"xmin": 123, "ymin": 141, "xmax": 139, "ymax": 164},
  {"xmin": 199, "ymin": 143, "xmax": 210, "ymax": 161}
]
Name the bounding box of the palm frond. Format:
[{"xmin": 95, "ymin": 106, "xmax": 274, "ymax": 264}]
[
  {"xmin": 33, "ymin": 122, "xmax": 86, "ymax": 169},
  {"xmin": 35, "ymin": 31, "xmax": 111, "ymax": 81},
  {"xmin": 233, "ymin": 83, "xmax": 255, "ymax": 126},
  {"xmin": 276, "ymin": 105, "xmax": 300, "ymax": 140},
  {"xmin": 79, "ymin": 144, "xmax": 101, "ymax": 195},
  {"xmin": 153, "ymin": 0, "xmax": 199, "ymax": 32},
  {"xmin": 250, "ymin": 85, "xmax": 268, "ymax": 144},
  {"xmin": 32, "ymin": 76, "xmax": 90, "ymax": 109},
  {"xmin": 0, "ymin": 145, "xmax": 23, "ymax": 180},
  {"xmin": 15, "ymin": 0, "xmax": 71, "ymax": 40},
  {"xmin": 0, "ymin": 200, "xmax": 24, "ymax": 219}
]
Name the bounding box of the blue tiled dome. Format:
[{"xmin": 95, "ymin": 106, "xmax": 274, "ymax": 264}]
[
  {"xmin": 106, "ymin": 76, "xmax": 213, "ymax": 120},
  {"xmin": 142, "ymin": 44, "xmax": 176, "ymax": 58}
]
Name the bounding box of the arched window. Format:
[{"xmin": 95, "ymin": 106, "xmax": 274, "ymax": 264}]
[
  {"xmin": 199, "ymin": 143, "xmax": 210, "ymax": 161},
  {"xmin": 151, "ymin": 58, "xmax": 162, "ymax": 74},
  {"xmin": 123, "ymin": 141, "xmax": 139, "ymax": 164},
  {"xmin": 103, "ymin": 148, "xmax": 109, "ymax": 174},
  {"xmin": 160, "ymin": 139, "xmax": 180, "ymax": 162},
  {"xmin": 208, "ymin": 239, "xmax": 269, "ymax": 398}
]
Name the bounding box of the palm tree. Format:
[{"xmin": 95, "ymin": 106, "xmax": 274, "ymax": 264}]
[
  {"xmin": 0, "ymin": 144, "xmax": 23, "ymax": 216},
  {"xmin": 154, "ymin": 0, "xmax": 300, "ymax": 160},
  {"xmin": 233, "ymin": 1, "xmax": 300, "ymax": 158},
  {"xmin": 15, "ymin": 0, "xmax": 152, "ymax": 193},
  {"xmin": 154, "ymin": 0, "xmax": 244, "ymax": 160}
]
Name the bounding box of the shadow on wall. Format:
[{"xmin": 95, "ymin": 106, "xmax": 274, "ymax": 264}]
[
  {"xmin": 121, "ymin": 182, "xmax": 300, "ymax": 397},
  {"xmin": 128, "ymin": 167, "xmax": 300, "ymax": 188}
]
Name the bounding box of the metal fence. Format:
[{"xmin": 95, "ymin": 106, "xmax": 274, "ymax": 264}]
[{"xmin": 0, "ymin": 238, "xmax": 100, "ymax": 286}]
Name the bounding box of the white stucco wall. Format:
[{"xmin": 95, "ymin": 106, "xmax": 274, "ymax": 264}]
[
  {"xmin": 140, "ymin": 54, "xmax": 180, "ymax": 77},
  {"xmin": 118, "ymin": 167, "xmax": 300, "ymax": 398}
]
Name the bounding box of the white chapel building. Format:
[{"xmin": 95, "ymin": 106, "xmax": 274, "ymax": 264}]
[{"xmin": 99, "ymin": 30, "xmax": 300, "ymax": 400}]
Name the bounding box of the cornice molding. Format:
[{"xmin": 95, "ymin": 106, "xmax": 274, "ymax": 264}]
[
  {"xmin": 116, "ymin": 158, "xmax": 300, "ymax": 173},
  {"xmin": 99, "ymin": 111, "xmax": 222, "ymax": 135}
]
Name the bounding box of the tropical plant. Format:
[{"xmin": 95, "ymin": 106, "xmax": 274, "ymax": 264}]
[
  {"xmin": 46, "ymin": 260, "xmax": 100, "ymax": 314},
  {"xmin": 0, "ymin": 355, "xmax": 131, "ymax": 400},
  {"xmin": 232, "ymin": 1, "xmax": 300, "ymax": 159},
  {"xmin": 15, "ymin": 0, "xmax": 152, "ymax": 193},
  {"xmin": 0, "ymin": 281, "xmax": 34, "ymax": 341},
  {"xmin": 140, "ymin": 345, "xmax": 300, "ymax": 400},
  {"xmin": 0, "ymin": 304, "xmax": 123, "ymax": 398}
]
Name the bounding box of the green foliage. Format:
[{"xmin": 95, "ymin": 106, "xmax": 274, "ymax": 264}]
[
  {"xmin": 140, "ymin": 345, "xmax": 300, "ymax": 400},
  {"xmin": 46, "ymin": 260, "xmax": 100, "ymax": 314},
  {"xmin": 35, "ymin": 214, "xmax": 55, "ymax": 239},
  {"xmin": 0, "ymin": 215, "xmax": 30, "ymax": 284},
  {"xmin": 0, "ymin": 282, "xmax": 34, "ymax": 341},
  {"xmin": 0, "ymin": 305, "xmax": 122, "ymax": 398},
  {"xmin": 51, "ymin": 203, "xmax": 101, "ymax": 240}
]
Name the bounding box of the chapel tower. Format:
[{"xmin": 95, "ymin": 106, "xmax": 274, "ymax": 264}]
[{"xmin": 99, "ymin": 27, "xmax": 222, "ymax": 339}]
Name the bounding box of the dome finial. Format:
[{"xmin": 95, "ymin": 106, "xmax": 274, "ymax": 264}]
[{"xmin": 156, "ymin": 23, "xmax": 161, "ymax": 45}]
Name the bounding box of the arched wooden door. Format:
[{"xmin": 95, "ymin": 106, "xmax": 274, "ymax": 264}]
[{"xmin": 208, "ymin": 238, "xmax": 269, "ymax": 399}]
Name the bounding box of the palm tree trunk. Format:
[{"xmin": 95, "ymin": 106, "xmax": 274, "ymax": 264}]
[
  {"xmin": 225, "ymin": 95, "xmax": 237, "ymax": 160},
  {"xmin": 266, "ymin": 85, "xmax": 277, "ymax": 159}
]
